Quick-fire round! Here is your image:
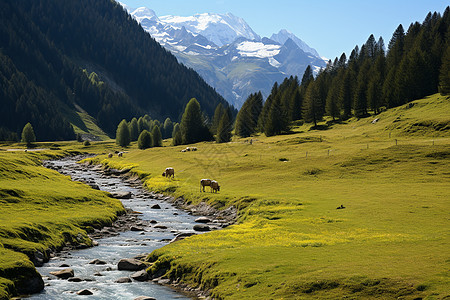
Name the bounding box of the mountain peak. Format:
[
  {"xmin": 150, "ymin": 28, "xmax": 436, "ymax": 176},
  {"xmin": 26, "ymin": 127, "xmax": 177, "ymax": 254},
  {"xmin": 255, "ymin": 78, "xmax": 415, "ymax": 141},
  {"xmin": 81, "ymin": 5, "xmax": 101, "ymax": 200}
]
[
  {"xmin": 271, "ymin": 29, "xmax": 320, "ymax": 57},
  {"xmin": 160, "ymin": 12, "xmax": 260, "ymax": 47}
]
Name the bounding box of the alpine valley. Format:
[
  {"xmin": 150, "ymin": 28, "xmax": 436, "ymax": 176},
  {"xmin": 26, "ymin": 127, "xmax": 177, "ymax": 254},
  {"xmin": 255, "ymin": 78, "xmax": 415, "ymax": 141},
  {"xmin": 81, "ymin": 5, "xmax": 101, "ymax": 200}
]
[{"xmin": 124, "ymin": 5, "xmax": 327, "ymax": 108}]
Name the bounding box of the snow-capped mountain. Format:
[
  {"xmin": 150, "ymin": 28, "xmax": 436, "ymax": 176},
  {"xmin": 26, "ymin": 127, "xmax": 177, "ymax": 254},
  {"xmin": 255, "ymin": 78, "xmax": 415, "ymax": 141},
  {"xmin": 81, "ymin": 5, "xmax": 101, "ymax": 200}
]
[
  {"xmin": 124, "ymin": 5, "xmax": 326, "ymax": 108},
  {"xmin": 271, "ymin": 29, "xmax": 321, "ymax": 58},
  {"xmin": 160, "ymin": 13, "xmax": 260, "ymax": 47}
]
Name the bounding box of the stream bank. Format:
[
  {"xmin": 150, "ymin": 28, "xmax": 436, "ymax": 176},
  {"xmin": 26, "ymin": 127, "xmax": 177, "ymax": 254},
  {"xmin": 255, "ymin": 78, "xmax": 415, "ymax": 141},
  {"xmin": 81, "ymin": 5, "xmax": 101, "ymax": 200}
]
[{"xmin": 26, "ymin": 155, "xmax": 236, "ymax": 299}]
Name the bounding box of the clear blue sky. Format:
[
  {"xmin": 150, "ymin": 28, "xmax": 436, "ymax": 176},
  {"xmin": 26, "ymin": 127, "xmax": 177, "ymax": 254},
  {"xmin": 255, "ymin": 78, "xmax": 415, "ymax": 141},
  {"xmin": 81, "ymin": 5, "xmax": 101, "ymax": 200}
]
[{"xmin": 120, "ymin": 0, "xmax": 449, "ymax": 59}]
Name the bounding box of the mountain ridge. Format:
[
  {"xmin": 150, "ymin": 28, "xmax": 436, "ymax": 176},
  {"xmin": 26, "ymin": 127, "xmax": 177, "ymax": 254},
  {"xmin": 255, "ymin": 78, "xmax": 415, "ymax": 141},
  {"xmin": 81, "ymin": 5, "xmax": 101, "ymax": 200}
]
[{"xmin": 125, "ymin": 6, "xmax": 326, "ymax": 108}]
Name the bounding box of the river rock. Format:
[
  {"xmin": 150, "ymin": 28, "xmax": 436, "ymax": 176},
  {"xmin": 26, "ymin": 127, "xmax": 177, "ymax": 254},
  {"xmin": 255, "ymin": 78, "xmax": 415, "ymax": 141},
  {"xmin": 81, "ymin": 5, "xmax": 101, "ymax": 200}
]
[
  {"xmin": 76, "ymin": 289, "xmax": 93, "ymax": 295},
  {"xmin": 171, "ymin": 232, "xmax": 196, "ymax": 243},
  {"xmin": 115, "ymin": 277, "xmax": 132, "ymax": 283},
  {"xmin": 193, "ymin": 224, "xmax": 210, "ymax": 232},
  {"xmin": 154, "ymin": 225, "xmax": 167, "ymax": 229},
  {"xmin": 194, "ymin": 217, "xmax": 211, "ymax": 223},
  {"xmin": 68, "ymin": 277, "xmax": 83, "ymax": 282},
  {"xmin": 59, "ymin": 264, "xmax": 70, "ymax": 268},
  {"xmin": 110, "ymin": 191, "xmax": 132, "ymax": 199},
  {"xmin": 89, "ymin": 259, "xmax": 107, "ymax": 265},
  {"xmin": 130, "ymin": 270, "xmax": 149, "ymax": 281},
  {"xmin": 31, "ymin": 250, "xmax": 46, "ymax": 267},
  {"xmin": 150, "ymin": 204, "xmax": 161, "ymax": 209},
  {"xmin": 134, "ymin": 297, "xmax": 156, "ymax": 300},
  {"xmin": 130, "ymin": 226, "xmax": 145, "ymax": 232},
  {"xmin": 49, "ymin": 268, "xmax": 74, "ymax": 279},
  {"xmin": 117, "ymin": 258, "xmax": 146, "ymax": 271}
]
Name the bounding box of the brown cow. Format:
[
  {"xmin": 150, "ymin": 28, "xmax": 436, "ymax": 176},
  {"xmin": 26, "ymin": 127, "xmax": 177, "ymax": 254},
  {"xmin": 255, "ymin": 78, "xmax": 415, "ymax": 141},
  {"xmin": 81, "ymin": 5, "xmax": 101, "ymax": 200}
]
[
  {"xmin": 162, "ymin": 167, "xmax": 175, "ymax": 178},
  {"xmin": 210, "ymin": 180, "xmax": 220, "ymax": 193},
  {"xmin": 200, "ymin": 179, "xmax": 212, "ymax": 192}
]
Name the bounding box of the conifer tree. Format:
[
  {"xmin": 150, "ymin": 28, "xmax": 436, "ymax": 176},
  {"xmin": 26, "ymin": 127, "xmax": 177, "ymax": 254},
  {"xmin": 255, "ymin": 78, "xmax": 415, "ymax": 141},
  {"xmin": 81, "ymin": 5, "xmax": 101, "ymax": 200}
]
[
  {"xmin": 235, "ymin": 92, "xmax": 263, "ymax": 137},
  {"xmin": 211, "ymin": 103, "xmax": 225, "ymax": 135},
  {"xmin": 163, "ymin": 118, "xmax": 173, "ymax": 139},
  {"xmin": 326, "ymin": 78, "xmax": 340, "ymax": 120},
  {"xmin": 129, "ymin": 117, "xmax": 139, "ymax": 141},
  {"xmin": 21, "ymin": 122, "xmax": 36, "ymax": 148},
  {"xmin": 137, "ymin": 130, "xmax": 152, "ymax": 149},
  {"xmin": 152, "ymin": 125, "xmax": 162, "ymax": 147},
  {"xmin": 302, "ymin": 82, "xmax": 322, "ymax": 127},
  {"xmin": 180, "ymin": 98, "xmax": 209, "ymax": 144},
  {"xmin": 216, "ymin": 109, "xmax": 232, "ymax": 143},
  {"xmin": 172, "ymin": 123, "xmax": 182, "ymax": 146},
  {"xmin": 265, "ymin": 95, "xmax": 289, "ymax": 136},
  {"xmin": 116, "ymin": 119, "xmax": 130, "ymax": 147}
]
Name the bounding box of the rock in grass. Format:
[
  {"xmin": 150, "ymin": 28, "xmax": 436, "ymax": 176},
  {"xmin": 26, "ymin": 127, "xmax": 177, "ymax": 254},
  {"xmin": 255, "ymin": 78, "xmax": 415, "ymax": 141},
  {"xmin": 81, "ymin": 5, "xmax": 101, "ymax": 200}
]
[
  {"xmin": 49, "ymin": 268, "xmax": 74, "ymax": 279},
  {"xmin": 193, "ymin": 224, "xmax": 210, "ymax": 232},
  {"xmin": 76, "ymin": 289, "xmax": 93, "ymax": 295},
  {"xmin": 130, "ymin": 270, "xmax": 149, "ymax": 281},
  {"xmin": 115, "ymin": 277, "xmax": 132, "ymax": 283},
  {"xmin": 117, "ymin": 258, "xmax": 146, "ymax": 271}
]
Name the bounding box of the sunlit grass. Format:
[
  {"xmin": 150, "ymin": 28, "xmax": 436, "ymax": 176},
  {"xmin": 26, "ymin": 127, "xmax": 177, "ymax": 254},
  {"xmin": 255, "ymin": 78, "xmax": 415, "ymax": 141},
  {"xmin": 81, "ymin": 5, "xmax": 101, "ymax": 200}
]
[{"xmin": 90, "ymin": 94, "xmax": 449, "ymax": 299}]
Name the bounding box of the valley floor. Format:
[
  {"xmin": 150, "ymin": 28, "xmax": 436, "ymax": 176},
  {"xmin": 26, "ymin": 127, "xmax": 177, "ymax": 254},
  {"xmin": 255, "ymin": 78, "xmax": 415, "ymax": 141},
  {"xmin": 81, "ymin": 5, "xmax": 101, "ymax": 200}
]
[{"xmin": 0, "ymin": 94, "xmax": 449, "ymax": 299}]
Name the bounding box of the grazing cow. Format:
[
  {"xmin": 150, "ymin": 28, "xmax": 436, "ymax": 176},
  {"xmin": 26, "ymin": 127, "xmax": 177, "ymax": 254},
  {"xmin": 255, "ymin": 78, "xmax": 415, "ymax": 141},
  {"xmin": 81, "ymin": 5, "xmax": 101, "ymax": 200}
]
[
  {"xmin": 181, "ymin": 149, "xmax": 187, "ymax": 152},
  {"xmin": 162, "ymin": 167, "xmax": 175, "ymax": 178},
  {"xmin": 200, "ymin": 179, "xmax": 212, "ymax": 192},
  {"xmin": 210, "ymin": 180, "xmax": 220, "ymax": 193},
  {"xmin": 118, "ymin": 152, "xmax": 123, "ymax": 157},
  {"xmin": 108, "ymin": 153, "xmax": 113, "ymax": 158},
  {"xmin": 191, "ymin": 147, "xmax": 198, "ymax": 151}
]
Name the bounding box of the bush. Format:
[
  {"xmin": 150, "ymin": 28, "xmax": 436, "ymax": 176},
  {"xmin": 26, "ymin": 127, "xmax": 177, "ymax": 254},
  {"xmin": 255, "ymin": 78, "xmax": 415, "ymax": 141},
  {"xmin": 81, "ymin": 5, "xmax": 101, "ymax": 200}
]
[{"xmin": 21, "ymin": 123, "xmax": 36, "ymax": 148}]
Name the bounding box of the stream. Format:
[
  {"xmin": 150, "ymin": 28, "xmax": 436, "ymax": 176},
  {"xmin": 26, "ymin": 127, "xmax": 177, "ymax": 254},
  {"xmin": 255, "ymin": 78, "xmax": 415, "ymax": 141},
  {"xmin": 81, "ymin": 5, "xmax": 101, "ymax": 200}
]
[{"xmin": 28, "ymin": 157, "xmax": 212, "ymax": 300}]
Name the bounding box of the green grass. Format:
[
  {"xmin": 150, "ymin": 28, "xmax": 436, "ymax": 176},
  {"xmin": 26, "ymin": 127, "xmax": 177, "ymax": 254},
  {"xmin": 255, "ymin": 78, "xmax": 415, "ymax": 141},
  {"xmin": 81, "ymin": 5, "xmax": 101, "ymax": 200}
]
[
  {"xmin": 86, "ymin": 94, "xmax": 450, "ymax": 299},
  {"xmin": 0, "ymin": 149, "xmax": 125, "ymax": 298}
]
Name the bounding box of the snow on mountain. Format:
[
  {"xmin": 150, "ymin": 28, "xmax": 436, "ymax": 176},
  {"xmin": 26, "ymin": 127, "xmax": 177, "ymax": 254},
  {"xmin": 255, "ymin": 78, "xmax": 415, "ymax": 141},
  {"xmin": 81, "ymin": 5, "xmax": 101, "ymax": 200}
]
[
  {"xmin": 271, "ymin": 29, "xmax": 320, "ymax": 58},
  {"xmin": 123, "ymin": 5, "xmax": 326, "ymax": 108},
  {"xmin": 160, "ymin": 13, "xmax": 260, "ymax": 47}
]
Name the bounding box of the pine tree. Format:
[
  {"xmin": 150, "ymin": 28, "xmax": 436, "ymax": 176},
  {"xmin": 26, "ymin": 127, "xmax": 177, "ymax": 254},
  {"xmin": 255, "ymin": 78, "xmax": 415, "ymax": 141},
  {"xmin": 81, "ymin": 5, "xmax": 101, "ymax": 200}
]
[
  {"xmin": 216, "ymin": 109, "xmax": 232, "ymax": 143},
  {"xmin": 152, "ymin": 125, "xmax": 162, "ymax": 147},
  {"xmin": 325, "ymin": 78, "xmax": 340, "ymax": 120},
  {"xmin": 265, "ymin": 95, "xmax": 289, "ymax": 136},
  {"xmin": 163, "ymin": 118, "xmax": 173, "ymax": 139},
  {"xmin": 137, "ymin": 129, "xmax": 152, "ymax": 149},
  {"xmin": 116, "ymin": 119, "xmax": 130, "ymax": 147},
  {"xmin": 180, "ymin": 98, "xmax": 208, "ymax": 144},
  {"xmin": 302, "ymin": 82, "xmax": 322, "ymax": 127},
  {"xmin": 235, "ymin": 92, "xmax": 263, "ymax": 137},
  {"xmin": 439, "ymin": 44, "xmax": 450, "ymax": 95},
  {"xmin": 211, "ymin": 103, "xmax": 225, "ymax": 135},
  {"xmin": 129, "ymin": 117, "xmax": 139, "ymax": 141},
  {"xmin": 172, "ymin": 123, "xmax": 182, "ymax": 146},
  {"xmin": 21, "ymin": 122, "xmax": 36, "ymax": 148}
]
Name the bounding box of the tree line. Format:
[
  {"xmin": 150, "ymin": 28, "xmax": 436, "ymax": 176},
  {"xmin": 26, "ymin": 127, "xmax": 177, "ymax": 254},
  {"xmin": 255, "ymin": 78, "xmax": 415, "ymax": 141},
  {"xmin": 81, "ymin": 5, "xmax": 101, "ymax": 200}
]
[{"xmin": 234, "ymin": 7, "xmax": 450, "ymax": 137}]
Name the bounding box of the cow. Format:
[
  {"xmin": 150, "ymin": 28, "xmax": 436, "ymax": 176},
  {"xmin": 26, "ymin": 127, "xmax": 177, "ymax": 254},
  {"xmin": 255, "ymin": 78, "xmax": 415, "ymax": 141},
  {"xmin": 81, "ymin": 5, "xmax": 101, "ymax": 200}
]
[
  {"xmin": 118, "ymin": 152, "xmax": 124, "ymax": 157},
  {"xmin": 162, "ymin": 167, "xmax": 175, "ymax": 178},
  {"xmin": 200, "ymin": 179, "xmax": 212, "ymax": 192},
  {"xmin": 108, "ymin": 153, "xmax": 113, "ymax": 158},
  {"xmin": 210, "ymin": 180, "xmax": 220, "ymax": 193}
]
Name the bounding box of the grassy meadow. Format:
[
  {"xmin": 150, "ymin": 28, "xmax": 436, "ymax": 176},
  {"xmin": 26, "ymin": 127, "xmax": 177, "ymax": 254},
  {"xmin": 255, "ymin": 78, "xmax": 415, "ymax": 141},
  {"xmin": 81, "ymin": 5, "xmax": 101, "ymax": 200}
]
[
  {"xmin": 0, "ymin": 93, "xmax": 448, "ymax": 299},
  {"xmin": 84, "ymin": 94, "xmax": 449, "ymax": 299},
  {"xmin": 0, "ymin": 149, "xmax": 125, "ymax": 299}
]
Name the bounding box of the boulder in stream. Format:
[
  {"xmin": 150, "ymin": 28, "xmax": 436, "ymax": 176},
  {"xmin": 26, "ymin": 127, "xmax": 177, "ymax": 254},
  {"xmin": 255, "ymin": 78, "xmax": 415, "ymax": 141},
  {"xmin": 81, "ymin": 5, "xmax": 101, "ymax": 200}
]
[
  {"xmin": 117, "ymin": 258, "xmax": 146, "ymax": 271},
  {"xmin": 130, "ymin": 270, "xmax": 149, "ymax": 281},
  {"xmin": 110, "ymin": 191, "xmax": 133, "ymax": 199},
  {"xmin": 193, "ymin": 224, "xmax": 211, "ymax": 232},
  {"xmin": 134, "ymin": 297, "xmax": 156, "ymax": 300},
  {"xmin": 49, "ymin": 268, "xmax": 74, "ymax": 279},
  {"xmin": 115, "ymin": 277, "xmax": 132, "ymax": 283},
  {"xmin": 89, "ymin": 259, "xmax": 107, "ymax": 265},
  {"xmin": 194, "ymin": 216, "xmax": 211, "ymax": 223},
  {"xmin": 77, "ymin": 289, "xmax": 93, "ymax": 295}
]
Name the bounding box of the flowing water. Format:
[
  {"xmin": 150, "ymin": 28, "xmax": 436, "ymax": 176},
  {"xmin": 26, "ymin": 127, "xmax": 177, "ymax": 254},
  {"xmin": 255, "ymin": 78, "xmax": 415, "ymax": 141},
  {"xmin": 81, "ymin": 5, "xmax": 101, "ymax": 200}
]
[{"xmin": 28, "ymin": 157, "xmax": 204, "ymax": 300}]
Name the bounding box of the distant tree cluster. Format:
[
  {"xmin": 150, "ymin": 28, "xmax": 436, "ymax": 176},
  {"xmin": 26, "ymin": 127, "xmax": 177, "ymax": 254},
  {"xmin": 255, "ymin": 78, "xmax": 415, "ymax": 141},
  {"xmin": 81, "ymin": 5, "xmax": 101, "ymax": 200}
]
[
  {"xmin": 234, "ymin": 7, "xmax": 450, "ymax": 137},
  {"xmin": 115, "ymin": 115, "xmax": 163, "ymax": 148}
]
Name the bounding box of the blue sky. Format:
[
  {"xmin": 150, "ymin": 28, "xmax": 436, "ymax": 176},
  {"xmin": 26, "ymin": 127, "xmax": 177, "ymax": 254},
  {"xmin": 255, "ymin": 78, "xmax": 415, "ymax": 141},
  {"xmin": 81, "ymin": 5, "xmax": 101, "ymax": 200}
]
[{"xmin": 120, "ymin": 0, "xmax": 449, "ymax": 59}]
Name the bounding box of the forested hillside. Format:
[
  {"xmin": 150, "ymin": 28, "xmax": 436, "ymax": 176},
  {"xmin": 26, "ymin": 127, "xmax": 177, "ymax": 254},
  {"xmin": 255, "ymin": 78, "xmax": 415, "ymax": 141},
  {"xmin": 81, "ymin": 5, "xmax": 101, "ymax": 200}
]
[
  {"xmin": 0, "ymin": 0, "xmax": 229, "ymax": 141},
  {"xmin": 240, "ymin": 7, "xmax": 450, "ymax": 137}
]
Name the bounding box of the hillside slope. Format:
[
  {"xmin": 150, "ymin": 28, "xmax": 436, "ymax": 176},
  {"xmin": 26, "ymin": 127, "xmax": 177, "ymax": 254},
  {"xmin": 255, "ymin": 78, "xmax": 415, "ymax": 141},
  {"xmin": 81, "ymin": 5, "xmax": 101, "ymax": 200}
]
[
  {"xmin": 0, "ymin": 0, "xmax": 229, "ymax": 141},
  {"xmin": 86, "ymin": 93, "xmax": 450, "ymax": 299}
]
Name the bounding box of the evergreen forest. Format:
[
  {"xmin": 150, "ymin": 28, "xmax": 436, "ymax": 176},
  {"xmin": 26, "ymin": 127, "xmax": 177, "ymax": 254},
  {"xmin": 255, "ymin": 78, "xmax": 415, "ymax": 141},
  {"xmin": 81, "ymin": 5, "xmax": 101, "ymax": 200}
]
[{"xmin": 0, "ymin": 0, "xmax": 229, "ymax": 141}]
